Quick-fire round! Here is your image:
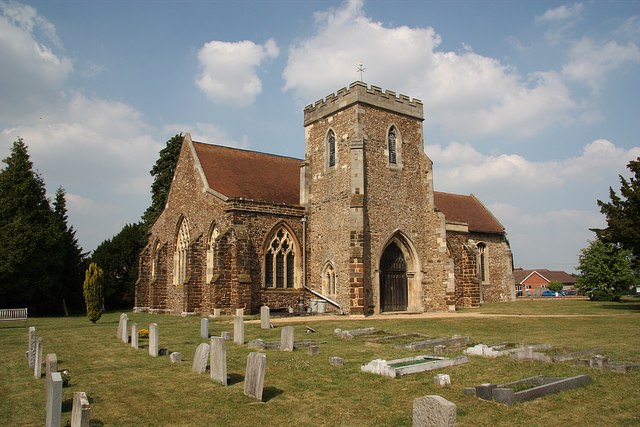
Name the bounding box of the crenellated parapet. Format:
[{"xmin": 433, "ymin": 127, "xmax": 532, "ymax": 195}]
[{"xmin": 303, "ymin": 81, "xmax": 424, "ymax": 126}]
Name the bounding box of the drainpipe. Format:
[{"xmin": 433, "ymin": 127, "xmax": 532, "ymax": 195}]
[{"xmin": 301, "ymin": 216, "xmax": 307, "ymax": 288}]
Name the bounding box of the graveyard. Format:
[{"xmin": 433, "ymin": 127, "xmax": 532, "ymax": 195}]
[{"xmin": 1, "ymin": 298, "xmax": 638, "ymax": 426}]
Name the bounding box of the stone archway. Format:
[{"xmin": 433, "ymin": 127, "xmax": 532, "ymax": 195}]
[{"xmin": 379, "ymin": 242, "xmax": 408, "ymax": 312}]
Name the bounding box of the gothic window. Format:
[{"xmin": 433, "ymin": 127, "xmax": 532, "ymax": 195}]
[
  {"xmin": 322, "ymin": 263, "xmax": 336, "ymax": 297},
  {"xmin": 206, "ymin": 226, "xmax": 219, "ymax": 283},
  {"xmin": 388, "ymin": 125, "xmax": 397, "ymax": 165},
  {"xmin": 478, "ymin": 242, "xmax": 488, "ymax": 283},
  {"xmin": 174, "ymin": 218, "xmax": 190, "ymax": 285},
  {"xmin": 264, "ymin": 227, "xmax": 297, "ymax": 289},
  {"xmin": 151, "ymin": 240, "xmax": 160, "ymax": 281},
  {"xmin": 327, "ymin": 129, "xmax": 336, "ymax": 167}
]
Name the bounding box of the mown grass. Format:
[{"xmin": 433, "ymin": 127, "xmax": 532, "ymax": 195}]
[{"xmin": 0, "ymin": 298, "xmax": 638, "ymax": 426}]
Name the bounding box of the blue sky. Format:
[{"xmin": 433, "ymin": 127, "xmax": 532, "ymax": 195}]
[{"xmin": 1, "ymin": 0, "xmax": 639, "ymax": 273}]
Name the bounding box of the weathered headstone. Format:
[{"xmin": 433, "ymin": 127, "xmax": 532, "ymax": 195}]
[
  {"xmin": 170, "ymin": 352, "xmax": 182, "ymax": 363},
  {"xmin": 213, "ymin": 308, "xmax": 221, "ymax": 317},
  {"xmin": 308, "ymin": 345, "xmax": 320, "ymax": 355},
  {"xmin": 192, "ymin": 343, "xmax": 210, "ymax": 374},
  {"xmin": 116, "ymin": 313, "xmax": 128, "ymax": 340},
  {"xmin": 45, "ymin": 353, "xmax": 58, "ymax": 379},
  {"xmin": 28, "ymin": 326, "xmax": 36, "ymax": 368},
  {"xmin": 200, "ymin": 317, "xmax": 209, "ymax": 339},
  {"xmin": 45, "ymin": 371, "xmax": 63, "ymax": 427},
  {"xmin": 260, "ymin": 306, "xmax": 270, "ymax": 329},
  {"xmin": 210, "ymin": 337, "xmax": 227, "ymax": 385},
  {"xmin": 280, "ymin": 326, "xmax": 294, "ymax": 351},
  {"xmin": 434, "ymin": 374, "xmax": 451, "ymax": 386},
  {"xmin": 131, "ymin": 323, "xmax": 139, "ymax": 349},
  {"xmin": 34, "ymin": 337, "xmax": 43, "ymax": 379},
  {"xmin": 233, "ymin": 315, "xmax": 244, "ymax": 345},
  {"xmin": 120, "ymin": 316, "xmax": 129, "ymax": 343},
  {"xmin": 235, "ymin": 308, "xmax": 244, "ymax": 317},
  {"xmin": 221, "ymin": 331, "xmax": 230, "ymax": 340},
  {"xmin": 244, "ymin": 352, "xmax": 266, "ymax": 401},
  {"xmin": 329, "ymin": 356, "xmax": 344, "ymax": 367},
  {"xmin": 412, "ymin": 395, "xmax": 456, "ymax": 427},
  {"xmin": 149, "ymin": 323, "xmax": 159, "ymax": 357},
  {"xmin": 70, "ymin": 391, "xmax": 91, "ymax": 427}
]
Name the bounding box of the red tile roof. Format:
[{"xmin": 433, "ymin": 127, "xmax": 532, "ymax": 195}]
[
  {"xmin": 433, "ymin": 192, "xmax": 505, "ymax": 234},
  {"xmin": 513, "ymin": 269, "xmax": 577, "ymax": 285},
  {"xmin": 192, "ymin": 141, "xmax": 302, "ymax": 205}
]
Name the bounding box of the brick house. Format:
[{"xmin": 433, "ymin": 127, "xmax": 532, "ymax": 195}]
[
  {"xmin": 513, "ymin": 268, "xmax": 577, "ymax": 296},
  {"xmin": 134, "ymin": 82, "xmax": 515, "ymax": 315}
]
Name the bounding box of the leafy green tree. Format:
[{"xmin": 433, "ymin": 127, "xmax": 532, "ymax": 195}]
[
  {"xmin": 83, "ymin": 262, "xmax": 104, "ymax": 322},
  {"xmin": 576, "ymin": 239, "xmax": 637, "ymax": 301},
  {"xmin": 53, "ymin": 187, "xmax": 88, "ymax": 313},
  {"xmin": 547, "ymin": 281, "xmax": 564, "ymax": 293},
  {"xmin": 0, "ymin": 138, "xmax": 65, "ymax": 314},
  {"xmin": 596, "ymin": 157, "xmax": 640, "ymax": 267},
  {"xmin": 142, "ymin": 133, "xmax": 183, "ymax": 225},
  {"xmin": 91, "ymin": 222, "xmax": 146, "ymax": 309}
]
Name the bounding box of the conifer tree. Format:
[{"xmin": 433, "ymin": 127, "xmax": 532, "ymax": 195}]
[
  {"xmin": 142, "ymin": 133, "xmax": 183, "ymax": 225},
  {"xmin": 83, "ymin": 262, "xmax": 104, "ymax": 322}
]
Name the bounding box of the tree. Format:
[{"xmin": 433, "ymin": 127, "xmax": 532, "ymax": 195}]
[
  {"xmin": 547, "ymin": 281, "xmax": 564, "ymax": 293},
  {"xmin": 576, "ymin": 239, "xmax": 637, "ymax": 301},
  {"xmin": 142, "ymin": 133, "xmax": 183, "ymax": 225},
  {"xmin": 596, "ymin": 157, "xmax": 640, "ymax": 267},
  {"xmin": 0, "ymin": 138, "xmax": 65, "ymax": 313},
  {"xmin": 83, "ymin": 262, "xmax": 104, "ymax": 322},
  {"xmin": 91, "ymin": 222, "xmax": 147, "ymax": 309}
]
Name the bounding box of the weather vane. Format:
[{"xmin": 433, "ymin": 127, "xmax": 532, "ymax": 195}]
[{"xmin": 357, "ymin": 62, "xmax": 366, "ymax": 82}]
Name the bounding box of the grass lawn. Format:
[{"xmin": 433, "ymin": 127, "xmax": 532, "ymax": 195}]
[{"xmin": 0, "ymin": 298, "xmax": 638, "ymax": 426}]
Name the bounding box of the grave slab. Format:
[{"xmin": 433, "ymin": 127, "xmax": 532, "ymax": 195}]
[
  {"xmin": 45, "ymin": 353, "xmax": 57, "ymax": 379},
  {"xmin": 34, "ymin": 337, "xmax": 43, "ymax": 379},
  {"xmin": 71, "ymin": 391, "xmax": 91, "ymax": 427},
  {"xmin": 412, "ymin": 395, "xmax": 456, "ymax": 427},
  {"xmin": 280, "ymin": 326, "xmax": 294, "ymax": 351},
  {"xmin": 200, "ymin": 318, "xmax": 209, "ymax": 339},
  {"xmin": 28, "ymin": 326, "xmax": 36, "ymax": 368},
  {"xmin": 192, "ymin": 343, "xmax": 210, "ymax": 374},
  {"xmin": 234, "ymin": 315, "xmax": 244, "ymax": 345},
  {"xmin": 149, "ymin": 323, "xmax": 159, "ymax": 357},
  {"xmin": 116, "ymin": 313, "xmax": 128, "ymax": 340},
  {"xmin": 244, "ymin": 352, "xmax": 266, "ymax": 401},
  {"xmin": 260, "ymin": 306, "xmax": 270, "ymax": 329},
  {"xmin": 170, "ymin": 352, "xmax": 182, "ymax": 363},
  {"xmin": 210, "ymin": 337, "xmax": 228, "ymax": 385},
  {"xmin": 131, "ymin": 323, "xmax": 139, "ymax": 349},
  {"xmin": 45, "ymin": 371, "xmax": 62, "ymax": 427}
]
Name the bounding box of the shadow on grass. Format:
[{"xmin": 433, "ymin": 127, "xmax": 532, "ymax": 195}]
[
  {"xmin": 262, "ymin": 386, "xmax": 283, "ymax": 402},
  {"xmin": 227, "ymin": 373, "xmax": 244, "ymax": 386},
  {"xmin": 89, "ymin": 420, "xmax": 105, "ymax": 426},
  {"xmin": 62, "ymin": 398, "xmax": 73, "ymax": 413},
  {"xmin": 598, "ymin": 302, "xmax": 640, "ymax": 311}
]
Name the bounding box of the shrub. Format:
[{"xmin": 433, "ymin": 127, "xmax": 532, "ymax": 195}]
[{"xmin": 83, "ymin": 262, "xmax": 104, "ymax": 323}]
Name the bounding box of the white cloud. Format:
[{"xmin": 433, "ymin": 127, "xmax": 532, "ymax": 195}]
[
  {"xmin": 163, "ymin": 122, "xmax": 250, "ymax": 150},
  {"xmin": 535, "ymin": 3, "xmax": 584, "ymax": 24},
  {"xmin": 283, "ymin": 0, "xmax": 576, "ymax": 141},
  {"xmin": 195, "ymin": 38, "xmax": 279, "ymax": 107},
  {"xmin": 562, "ymin": 37, "xmax": 640, "ymax": 90}
]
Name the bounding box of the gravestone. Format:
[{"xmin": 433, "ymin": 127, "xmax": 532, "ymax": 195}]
[
  {"xmin": 280, "ymin": 326, "xmax": 294, "ymax": 351},
  {"xmin": 131, "ymin": 323, "xmax": 139, "ymax": 349},
  {"xmin": 210, "ymin": 337, "xmax": 228, "ymax": 385},
  {"xmin": 244, "ymin": 352, "xmax": 266, "ymax": 401},
  {"xmin": 236, "ymin": 308, "xmax": 244, "ymax": 317},
  {"xmin": 329, "ymin": 356, "xmax": 344, "ymax": 367},
  {"xmin": 45, "ymin": 371, "xmax": 63, "ymax": 427},
  {"xmin": 434, "ymin": 374, "xmax": 451, "ymax": 386},
  {"xmin": 149, "ymin": 323, "xmax": 159, "ymax": 357},
  {"xmin": 308, "ymin": 345, "xmax": 320, "ymax": 355},
  {"xmin": 116, "ymin": 313, "xmax": 128, "ymax": 340},
  {"xmin": 412, "ymin": 395, "xmax": 456, "ymax": 427},
  {"xmin": 71, "ymin": 391, "xmax": 91, "ymax": 427},
  {"xmin": 28, "ymin": 326, "xmax": 36, "ymax": 368},
  {"xmin": 170, "ymin": 352, "xmax": 182, "ymax": 363},
  {"xmin": 120, "ymin": 316, "xmax": 129, "ymax": 343},
  {"xmin": 260, "ymin": 306, "xmax": 270, "ymax": 329},
  {"xmin": 234, "ymin": 315, "xmax": 244, "ymax": 345},
  {"xmin": 34, "ymin": 337, "xmax": 43, "ymax": 379},
  {"xmin": 200, "ymin": 318, "xmax": 209, "ymax": 339},
  {"xmin": 192, "ymin": 343, "xmax": 210, "ymax": 374},
  {"xmin": 221, "ymin": 331, "xmax": 230, "ymax": 340},
  {"xmin": 213, "ymin": 308, "xmax": 221, "ymax": 317},
  {"xmin": 45, "ymin": 353, "xmax": 58, "ymax": 379}
]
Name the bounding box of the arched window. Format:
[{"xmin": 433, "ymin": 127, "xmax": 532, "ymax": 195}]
[
  {"xmin": 174, "ymin": 218, "xmax": 189, "ymax": 285},
  {"xmin": 388, "ymin": 125, "xmax": 397, "ymax": 165},
  {"xmin": 327, "ymin": 129, "xmax": 336, "ymax": 167},
  {"xmin": 477, "ymin": 242, "xmax": 488, "ymax": 283},
  {"xmin": 206, "ymin": 226, "xmax": 219, "ymax": 283},
  {"xmin": 151, "ymin": 240, "xmax": 160, "ymax": 281},
  {"xmin": 322, "ymin": 263, "xmax": 336, "ymax": 296},
  {"xmin": 265, "ymin": 227, "xmax": 297, "ymax": 289}
]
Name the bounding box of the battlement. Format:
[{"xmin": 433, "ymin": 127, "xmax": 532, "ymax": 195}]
[{"xmin": 303, "ymin": 81, "xmax": 424, "ymax": 126}]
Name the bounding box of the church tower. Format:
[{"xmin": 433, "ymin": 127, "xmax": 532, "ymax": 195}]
[{"xmin": 301, "ymin": 82, "xmax": 455, "ymax": 315}]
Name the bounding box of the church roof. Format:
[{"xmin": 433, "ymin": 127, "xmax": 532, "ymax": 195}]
[
  {"xmin": 192, "ymin": 141, "xmax": 302, "ymax": 205},
  {"xmin": 433, "ymin": 192, "xmax": 505, "ymax": 234}
]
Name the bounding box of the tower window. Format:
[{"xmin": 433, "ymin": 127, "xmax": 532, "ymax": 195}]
[
  {"xmin": 388, "ymin": 126, "xmax": 397, "ymax": 165},
  {"xmin": 328, "ymin": 130, "xmax": 336, "ymax": 167}
]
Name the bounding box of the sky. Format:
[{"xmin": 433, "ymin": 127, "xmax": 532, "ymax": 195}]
[{"xmin": 1, "ymin": 0, "xmax": 639, "ymax": 273}]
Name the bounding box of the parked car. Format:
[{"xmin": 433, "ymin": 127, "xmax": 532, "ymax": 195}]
[
  {"xmin": 564, "ymin": 289, "xmax": 577, "ymax": 296},
  {"xmin": 541, "ymin": 289, "xmax": 563, "ymax": 297}
]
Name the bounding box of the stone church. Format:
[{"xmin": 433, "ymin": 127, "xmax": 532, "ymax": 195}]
[{"xmin": 134, "ymin": 81, "xmax": 515, "ymax": 316}]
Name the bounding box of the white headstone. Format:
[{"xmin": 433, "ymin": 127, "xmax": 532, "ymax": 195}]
[
  {"xmin": 120, "ymin": 316, "xmax": 129, "ymax": 343},
  {"xmin": 70, "ymin": 391, "xmax": 91, "ymax": 427},
  {"xmin": 434, "ymin": 374, "xmax": 451, "ymax": 386},
  {"xmin": 235, "ymin": 308, "xmax": 244, "ymax": 317},
  {"xmin": 233, "ymin": 316, "xmax": 244, "ymax": 345},
  {"xmin": 280, "ymin": 326, "xmax": 294, "ymax": 351},
  {"xmin": 45, "ymin": 353, "xmax": 58, "ymax": 379},
  {"xmin": 149, "ymin": 323, "xmax": 159, "ymax": 357},
  {"xmin": 170, "ymin": 352, "xmax": 182, "ymax": 363},
  {"xmin": 192, "ymin": 343, "xmax": 210, "ymax": 374},
  {"xmin": 412, "ymin": 395, "xmax": 456, "ymax": 427},
  {"xmin": 131, "ymin": 323, "xmax": 139, "ymax": 349},
  {"xmin": 213, "ymin": 308, "xmax": 221, "ymax": 317},
  {"xmin": 45, "ymin": 372, "xmax": 63, "ymax": 427},
  {"xmin": 116, "ymin": 313, "xmax": 128, "ymax": 339},
  {"xmin": 200, "ymin": 318, "xmax": 209, "ymax": 339},
  {"xmin": 260, "ymin": 306, "xmax": 270, "ymax": 329},
  {"xmin": 34, "ymin": 337, "xmax": 43, "ymax": 379},
  {"xmin": 28, "ymin": 327, "xmax": 36, "ymax": 368},
  {"xmin": 210, "ymin": 337, "xmax": 227, "ymax": 385},
  {"xmin": 244, "ymin": 352, "xmax": 266, "ymax": 401}
]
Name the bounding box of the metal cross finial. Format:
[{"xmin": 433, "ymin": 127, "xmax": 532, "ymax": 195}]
[{"xmin": 357, "ymin": 62, "xmax": 366, "ymax": 82}]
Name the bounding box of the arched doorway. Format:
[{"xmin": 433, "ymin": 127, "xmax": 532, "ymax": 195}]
[{"xmin": 380, "ymin": 242, "xmax": 408, "ymax": 312}]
